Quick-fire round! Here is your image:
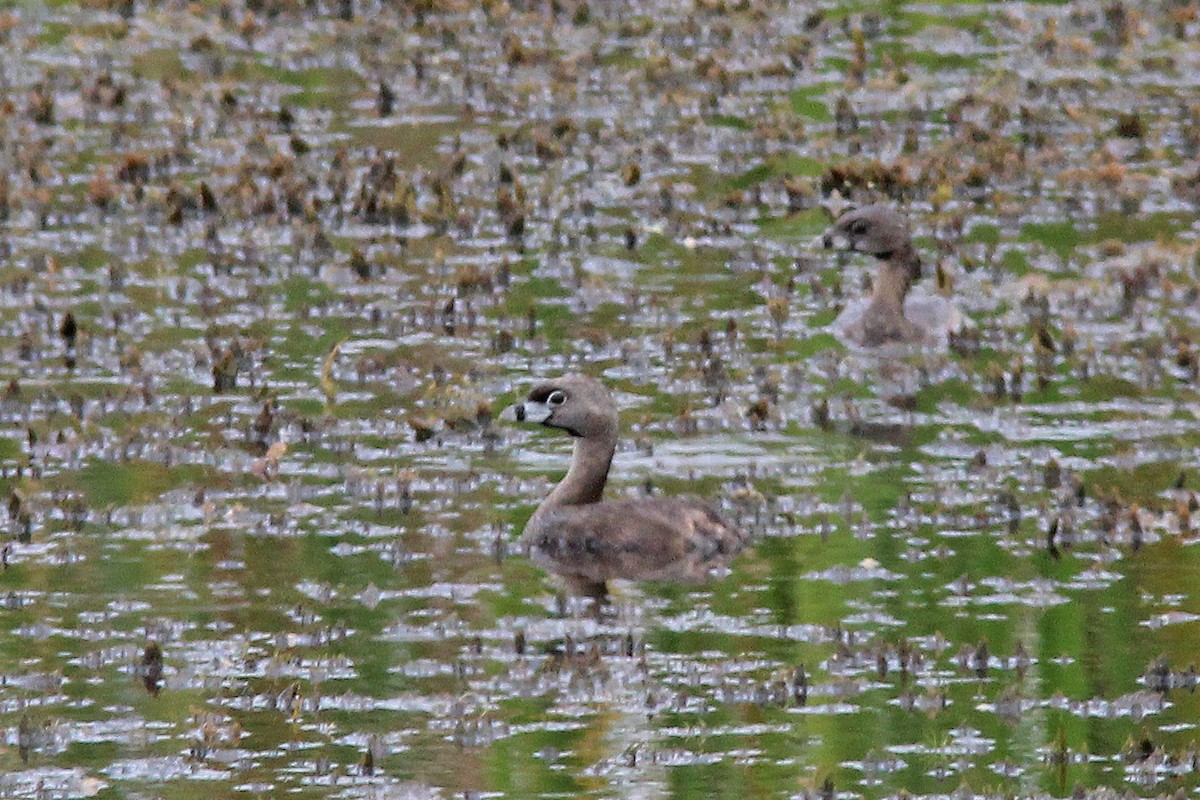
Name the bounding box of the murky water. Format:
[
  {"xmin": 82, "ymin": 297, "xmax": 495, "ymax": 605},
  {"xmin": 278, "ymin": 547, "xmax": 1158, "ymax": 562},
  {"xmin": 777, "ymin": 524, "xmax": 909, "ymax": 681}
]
[{"xmin": 3, "ymin": 1, "xmax": 1200, "ymax": 798}]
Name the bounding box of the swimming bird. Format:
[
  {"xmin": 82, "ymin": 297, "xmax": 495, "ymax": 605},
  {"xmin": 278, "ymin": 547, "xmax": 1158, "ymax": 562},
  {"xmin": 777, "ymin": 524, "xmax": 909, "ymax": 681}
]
[
  {"xmin": 508, "ymin": 375, "xmax": 746, "ymax": 600},
  {"xmin": 821, "ymin": 203, "xmax": 968, "ymax": 348}
]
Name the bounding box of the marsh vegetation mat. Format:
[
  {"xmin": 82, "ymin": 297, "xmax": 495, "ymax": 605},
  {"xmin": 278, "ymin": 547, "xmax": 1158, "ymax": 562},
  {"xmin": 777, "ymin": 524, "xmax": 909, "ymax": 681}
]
[{"xmin": 2, "ymin": 1, "xmax": 1200, "ymax": 798}]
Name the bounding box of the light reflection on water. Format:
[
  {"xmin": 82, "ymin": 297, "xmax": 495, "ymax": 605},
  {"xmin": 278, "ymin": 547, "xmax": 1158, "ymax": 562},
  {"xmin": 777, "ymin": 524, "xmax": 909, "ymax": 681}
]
[{"xmin": 3, "ymin": 0, "xmax": 1200, "ymax": 798}]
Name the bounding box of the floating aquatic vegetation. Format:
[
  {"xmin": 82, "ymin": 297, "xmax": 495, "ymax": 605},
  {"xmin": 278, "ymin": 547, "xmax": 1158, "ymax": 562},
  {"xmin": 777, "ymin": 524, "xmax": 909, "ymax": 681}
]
[{"xmin": 1, "ymin": 1, "xmax": 1200, "ymax": 798}]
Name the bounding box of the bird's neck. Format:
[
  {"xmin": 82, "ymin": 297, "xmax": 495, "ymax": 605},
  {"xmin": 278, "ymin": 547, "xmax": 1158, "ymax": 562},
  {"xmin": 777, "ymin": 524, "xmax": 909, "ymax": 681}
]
[
  {"xmin": 535, "ymin": 428, "xmax": 617, "ymax": 517},
  {"xmin": 868, "ymin": 244, "xmax": 918, "ymax": 311}
]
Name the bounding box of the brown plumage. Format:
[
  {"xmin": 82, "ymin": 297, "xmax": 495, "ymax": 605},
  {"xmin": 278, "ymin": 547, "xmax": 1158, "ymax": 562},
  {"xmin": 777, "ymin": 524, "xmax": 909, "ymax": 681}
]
[
  {"xmin": 508, "ymin": 375, "xmax": 746, "ymax": 597},
  {"xmin": 526, "ymin": 498, "xmax": 741, "ymax": 583},
  {"xmin": 821, "ymin": 204, "xmax": 968, "ymax": 348}
]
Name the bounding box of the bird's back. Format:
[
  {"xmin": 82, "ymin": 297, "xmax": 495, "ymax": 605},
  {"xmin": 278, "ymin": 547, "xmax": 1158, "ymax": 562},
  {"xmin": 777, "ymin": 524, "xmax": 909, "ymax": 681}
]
[
  {"xmin": 833, "ymin": 293, "xmax": 969, "ymax": 349},
  {"xmin": 520, "ymin": 495, "xmax": 746, "ymax": 584}
]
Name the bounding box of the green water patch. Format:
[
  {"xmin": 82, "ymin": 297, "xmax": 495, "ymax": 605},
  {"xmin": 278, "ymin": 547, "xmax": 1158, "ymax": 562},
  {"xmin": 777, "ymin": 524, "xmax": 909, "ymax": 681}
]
[
  {"xmin": 37, "ymin": 21, "xmax": 71, "ymax": 46},
  {"xmin": 1084, "ymin": 459, "xmax": 1182, "ymax": 505},
  {"xmin": 789, "ymin": 84, "xmax": 835, "ymax": 121},
  {"xmin": 757, "ymin": 207, "xmax": 828, "ymax": 241},
  {"xmin": 347, "ymin": 120, "xmax": 464, "ymax": 163},
  {"xmin": 277, "ymin": 316, "xmax": 353, "ymax": 362},
  {"xmin": 1000, "ymin": 246, "xmax": 1033, "ymax": 276},
  {"xmin": 813, "ymin": 462, "xmax": 913, "ymax": 519},
  {"xmin": 229, "ymin": 61, "xmax": 364, "ymax": 110},
  {"xmin": 282, "ymin": 275, "xmax": 340, "ymax": 313},
  {"xmin": 1020, "ymin": 220, "xmax": 1081, "ymax": 260},
  {"xmin": 137, "ymin": 322, "xmax": 208, "ymax": 355},
  {"xmin": 876, "ymin": 40, "xmax": 983, "ymax": 72},
  {"xmin": 64, "ymin": 460, "xmax": 221, "ymax": 507},
  {"xmin": 781, "ymin": 329, "xmax": 842, "ymax": 360},
  {"xmin": 597, "ymin": 46, "xmax": 641, "ymax": 69},
  {"xmin": 225, "ymin": 59, "xmax": 352, "ymax": 91},
  {"xmin": 632, "ymin": 232, "xmax": 709, "ymax": 267},
  {"xmin": 73, "ymin": 245, "xmax": 110, "ymax": 273},
  {"xmin": 1021, "ymin": 211, "xmax": 1189, "ymax": 260},
  {"xmin": 0, "ymin": 437, "xmax": 22, "ymax": 464},
  {"xmin": 708, "ymin": 114, "xmax": 753, "ymax": 131},
  {"xmin": 966, "ymin": 222, "xmax": 1000, "ymax": 246},
  {"xmin": 729, "ymin": 163, "xmax": 774, "ymax": 192},
  {"xmin": 730, "ymin": 154, "xmax": 826, "ymax": 193},
  {"xmin": 913, "ymin": 377, "xmax": 976, "ymax": 413},
  {"xmin": 131, "ymin": 48, "xmax": 190, "ymax": 82},
  {"xmin": 893, "ymin": 8, "xmax": 992, "ymax": 37},
  {"xmin": 1093, "ymin": 210, "xmax": 1188, "ymax": 243},
  {"xmin": 1064, "ymin": 374, "xmax": 1142, "ymax": 404},
  {"xmin": 1019, "ymin": 372, "xmax": 1143, "ymax": 406},
  {"xmin": 485, "ymin": 733, "xmax": 588, "ymax": 797}
]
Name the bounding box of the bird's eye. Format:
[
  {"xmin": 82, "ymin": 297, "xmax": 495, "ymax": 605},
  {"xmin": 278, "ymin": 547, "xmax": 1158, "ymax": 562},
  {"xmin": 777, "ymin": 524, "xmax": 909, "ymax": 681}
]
[
  {"xmin": 547, "ymin": 390, "xmax": 567, "ymax": 406},
  {"xmin": 849, "ymin": 219, "xmax": 870, "ymax": 236}
]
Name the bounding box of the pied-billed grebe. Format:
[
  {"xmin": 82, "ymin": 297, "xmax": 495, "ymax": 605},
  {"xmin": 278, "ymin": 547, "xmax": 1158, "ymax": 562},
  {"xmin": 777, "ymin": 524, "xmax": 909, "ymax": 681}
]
[
  {"xmin": 507, "ymin": 375, "xmax": 746, "ymax": 598},
  {"xmin": 822, "ymin": 203, "xmax": 969, "ymax": 348}
]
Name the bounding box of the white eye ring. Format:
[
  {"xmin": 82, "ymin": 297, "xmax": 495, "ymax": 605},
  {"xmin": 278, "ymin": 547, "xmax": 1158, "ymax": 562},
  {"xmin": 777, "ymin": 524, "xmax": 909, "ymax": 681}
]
[{"xmin": 547, "ymin": 390, "xmax": 566, "ymax": 406}]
